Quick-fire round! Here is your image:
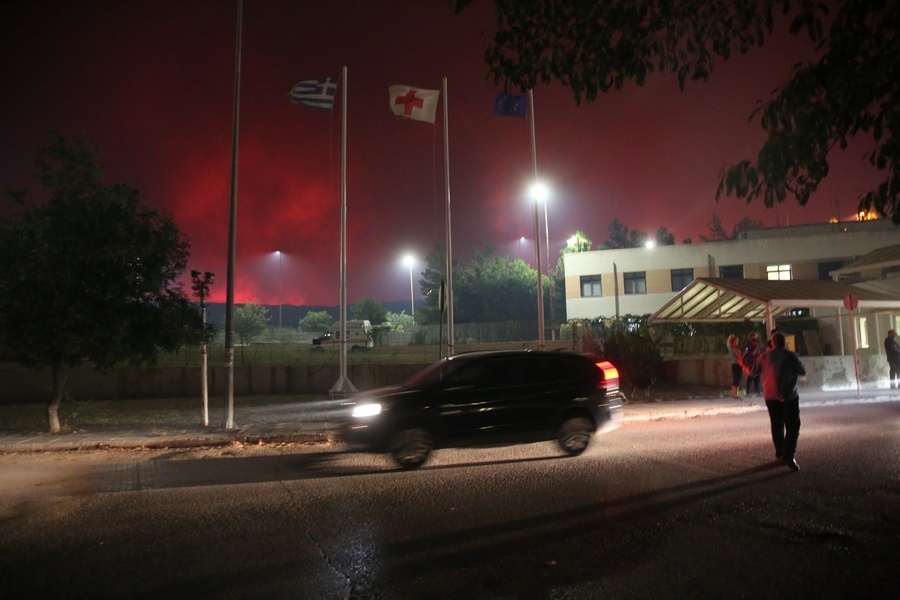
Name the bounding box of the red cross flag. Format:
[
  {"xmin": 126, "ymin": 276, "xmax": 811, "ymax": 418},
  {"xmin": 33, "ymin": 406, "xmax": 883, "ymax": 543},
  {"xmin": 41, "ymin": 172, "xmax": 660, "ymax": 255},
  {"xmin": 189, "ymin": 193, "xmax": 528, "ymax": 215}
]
[{"xmin": 388, "ymin": 85, "xmax": 440, "ymax": 123}]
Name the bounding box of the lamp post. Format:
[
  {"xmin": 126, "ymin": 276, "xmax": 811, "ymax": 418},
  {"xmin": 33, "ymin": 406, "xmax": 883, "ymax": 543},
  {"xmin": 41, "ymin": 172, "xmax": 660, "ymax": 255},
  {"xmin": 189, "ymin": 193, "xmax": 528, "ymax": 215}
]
[
  {"xmin": 403, "ymin": 254, "xmax": 416, "ymax": 317},
  {"xmin": 529, "ymin": 182, "xmax": 548, "ymax": 350},
  {"xmin": 191, "ymin": 270, "xmax": 215, "ymax": 427},
  {"xmin": 275, "ymin": 250, "xmax": 283, "ymax": 329},
  {"xmin": 540, "ymin": 189, "xmax": 554, "ymax": 338}
]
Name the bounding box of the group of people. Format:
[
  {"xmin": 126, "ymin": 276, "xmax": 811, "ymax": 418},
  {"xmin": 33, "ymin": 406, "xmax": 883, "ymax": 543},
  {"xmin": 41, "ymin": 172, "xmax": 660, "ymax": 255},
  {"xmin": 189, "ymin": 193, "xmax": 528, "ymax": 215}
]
[
  {"xmin": 722, "ymin": 328, "xmax": 900, "ymax": 473},
  {"xmin": 727, "ymin": 333, "xmax": 764, "ymax": 399},
  {"xmin": 727, "ymin": 330, "xmax": 805, "ymax": 472}
]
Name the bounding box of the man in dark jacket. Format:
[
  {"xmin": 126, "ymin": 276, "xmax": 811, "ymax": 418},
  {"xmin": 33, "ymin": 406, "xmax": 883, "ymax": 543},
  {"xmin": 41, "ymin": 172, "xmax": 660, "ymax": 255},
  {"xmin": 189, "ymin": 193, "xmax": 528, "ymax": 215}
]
[
  {"xmin": 884, "ymin": 330, "xmax": 900, "ymax": 389},
  {"xmin": 746, "ymin": 332, "xmax": 806, "ymax": 471}
]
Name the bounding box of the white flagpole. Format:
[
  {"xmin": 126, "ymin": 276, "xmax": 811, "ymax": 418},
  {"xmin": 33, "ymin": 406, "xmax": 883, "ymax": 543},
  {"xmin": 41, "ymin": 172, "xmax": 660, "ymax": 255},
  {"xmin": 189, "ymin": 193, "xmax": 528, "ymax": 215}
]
[
  {"xmin": 331, "ymin": 65, "xmax": 356, "ymax": 395},
  {"xmin": 529, "ymin": 88, "xmax": 545, "ymax": 350},
  {"xmin": 443, "ymin": 76, "xmax": 455, "ymax": 357},
  {"xmin": 223, "ymin": 0, "xmax": 243, "ymax": 429}
]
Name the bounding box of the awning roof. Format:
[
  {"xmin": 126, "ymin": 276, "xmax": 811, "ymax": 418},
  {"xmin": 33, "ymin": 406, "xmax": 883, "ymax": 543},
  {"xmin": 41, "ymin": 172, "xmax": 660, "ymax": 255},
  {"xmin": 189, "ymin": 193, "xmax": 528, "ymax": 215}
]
[
  {"xmin": 829, "ymin": 244, "xmax": 900, "ymax": 277},
  {"xmin": 649, "ymin": 278, "xmax": 900, "ymax": 324}
]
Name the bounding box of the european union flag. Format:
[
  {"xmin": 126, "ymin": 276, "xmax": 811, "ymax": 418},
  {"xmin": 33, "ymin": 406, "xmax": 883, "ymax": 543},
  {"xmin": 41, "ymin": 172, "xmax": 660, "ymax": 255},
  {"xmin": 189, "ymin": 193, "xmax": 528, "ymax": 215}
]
[{"xmin": 493, "ymin": 91, "xmax": 527, "ymax": 118}]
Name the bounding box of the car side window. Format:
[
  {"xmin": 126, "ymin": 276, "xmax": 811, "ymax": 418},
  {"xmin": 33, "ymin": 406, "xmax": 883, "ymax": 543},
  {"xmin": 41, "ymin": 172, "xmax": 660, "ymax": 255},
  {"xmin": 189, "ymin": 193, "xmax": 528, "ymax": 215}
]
[
  {"xmin": 449, "ymin": 357, "xmax": 518, "ymax": 388},
  {"xmin": 532, "ymin": 355, "xmax": 585, "ymax": 384}
]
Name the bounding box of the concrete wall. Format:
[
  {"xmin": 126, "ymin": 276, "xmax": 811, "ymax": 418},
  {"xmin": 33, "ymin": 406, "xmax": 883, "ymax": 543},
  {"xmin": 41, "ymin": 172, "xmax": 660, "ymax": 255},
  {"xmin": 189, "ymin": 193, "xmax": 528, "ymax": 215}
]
[
  {"xmin": 1, "ymin": 363, "xmax": 426, "ymax": 403},
  {"xmin": 666, "ymin": 355, "xmax": 893, "ymax": 391},
  {"xmin": 4, "ymin": 351, "xmax": 893, "ymax": 403}
]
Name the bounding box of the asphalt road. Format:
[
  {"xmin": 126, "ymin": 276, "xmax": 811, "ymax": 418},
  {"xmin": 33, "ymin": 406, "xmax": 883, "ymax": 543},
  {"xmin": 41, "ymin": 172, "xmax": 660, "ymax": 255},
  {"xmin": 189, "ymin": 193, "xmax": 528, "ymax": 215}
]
[{"xmin": 1, "ymin": 402, "xmax": 897, "ymax": 599}]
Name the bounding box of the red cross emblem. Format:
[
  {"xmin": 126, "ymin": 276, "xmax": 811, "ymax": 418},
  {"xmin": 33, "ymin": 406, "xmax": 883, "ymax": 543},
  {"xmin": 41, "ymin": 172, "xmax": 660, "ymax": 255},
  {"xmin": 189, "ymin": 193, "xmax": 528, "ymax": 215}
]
[{"xmin": 394, "ymin": 89, "xmax": 424, "ymax": 116}]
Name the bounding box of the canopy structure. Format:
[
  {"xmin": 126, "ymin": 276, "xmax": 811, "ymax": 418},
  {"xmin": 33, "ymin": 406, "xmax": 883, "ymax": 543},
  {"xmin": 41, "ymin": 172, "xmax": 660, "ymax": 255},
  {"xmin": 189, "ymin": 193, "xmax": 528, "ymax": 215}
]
[{"xmin": 649, "ymin": 278, "xmax": 900, "ymax": 332}]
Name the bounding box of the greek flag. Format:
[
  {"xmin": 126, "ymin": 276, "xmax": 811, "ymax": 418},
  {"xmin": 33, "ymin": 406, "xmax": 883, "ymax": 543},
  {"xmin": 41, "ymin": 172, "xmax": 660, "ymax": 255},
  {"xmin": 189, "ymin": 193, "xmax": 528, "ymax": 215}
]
[{"xmin": 288, "ymin": 77, "xmax": 339, "ymax": 111}]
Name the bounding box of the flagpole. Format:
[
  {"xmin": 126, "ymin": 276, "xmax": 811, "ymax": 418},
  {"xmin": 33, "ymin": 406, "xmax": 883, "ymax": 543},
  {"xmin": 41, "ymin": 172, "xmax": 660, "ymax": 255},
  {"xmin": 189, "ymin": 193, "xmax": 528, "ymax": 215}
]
[
  {"xmin": 223, "ymin": 0, "xmax": 243, "ymax": 429},
  {"xmin": 529, "ymin": 88, "xmax": 545, "ymax": 350},
  {"xmin": 331, "ymin": 65, "xmax": 356, "ymax": 395},
  {"xmin": 443, "ymin": 76, "xmax": 455, "ymax": 358}
]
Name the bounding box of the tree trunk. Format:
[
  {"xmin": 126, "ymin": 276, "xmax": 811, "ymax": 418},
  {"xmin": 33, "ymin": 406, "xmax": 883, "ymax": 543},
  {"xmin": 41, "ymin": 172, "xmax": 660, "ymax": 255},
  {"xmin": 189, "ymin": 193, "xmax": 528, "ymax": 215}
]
[{"xmin": 47, "ymin": 361, "xmax": 68, "ymax": 433}]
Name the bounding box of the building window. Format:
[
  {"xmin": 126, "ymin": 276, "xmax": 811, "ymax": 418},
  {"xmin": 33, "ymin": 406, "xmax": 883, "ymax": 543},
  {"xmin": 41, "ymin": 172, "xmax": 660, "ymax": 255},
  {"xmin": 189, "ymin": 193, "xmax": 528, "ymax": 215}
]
[
  {"xmin": 856, "ymin": 317, "xmax": 869, "ymax": 349},
  {"xmin": 580, "ymin": 275, "xmax": 602, "ymax": 297},
  {"xmin": 671, "ymin": 268, "xmax": 694, "ymax": 291},
  {"xmin": 767, "ymin": 264, "xmax": 792, "ymax": 280},
  {"xmin": 719, "ymin": 264, "xmax": 743, "ymax": 279},
  {"xmin": 883, "ymin": 265, "xmax": 900, "ymax": 279},
  {"xmin": 818, "ymin": 260, "xmax": 843, "ymax": 280},
  {"xmin": 623, "ymin": 271, "xmax": 647, "ymax": 294}
]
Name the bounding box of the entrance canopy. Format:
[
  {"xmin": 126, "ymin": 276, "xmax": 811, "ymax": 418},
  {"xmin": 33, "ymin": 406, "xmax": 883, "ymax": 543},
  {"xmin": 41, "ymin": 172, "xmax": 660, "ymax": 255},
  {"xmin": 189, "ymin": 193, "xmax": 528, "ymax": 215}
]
[{"xmin": 649, "ymin": 278, "xmax": 900, "ymax": 331}]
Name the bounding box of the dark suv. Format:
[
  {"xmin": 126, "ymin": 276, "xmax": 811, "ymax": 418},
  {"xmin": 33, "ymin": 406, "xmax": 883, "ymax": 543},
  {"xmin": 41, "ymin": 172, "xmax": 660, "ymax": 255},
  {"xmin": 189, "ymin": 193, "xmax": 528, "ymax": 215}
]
[{"xmin": 340, "ymin": 350, "xmax": 623, "ymax": 469}]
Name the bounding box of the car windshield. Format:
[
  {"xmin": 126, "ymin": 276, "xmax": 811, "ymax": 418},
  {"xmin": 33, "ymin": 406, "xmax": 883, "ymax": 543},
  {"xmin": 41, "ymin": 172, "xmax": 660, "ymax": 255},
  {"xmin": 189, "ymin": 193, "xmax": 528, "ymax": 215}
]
[{"xmin": 401, "ymin": 358, "xmax": 468, "ymax": 388}]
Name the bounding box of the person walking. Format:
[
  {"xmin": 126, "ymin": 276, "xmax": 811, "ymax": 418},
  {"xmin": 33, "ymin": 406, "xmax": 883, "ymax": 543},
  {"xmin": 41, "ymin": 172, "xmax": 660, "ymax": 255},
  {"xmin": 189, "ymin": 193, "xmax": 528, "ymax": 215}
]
[
  {"xmin": 727, "ymin": 334, "xmax": 744, "ymax": 400},
  {"xmin": 746, "ymin": 331, "xmax": 806, "ymax": 471},
  {"xmin": 884, "ymin": 330, "xmax": 900, "ymax": 389},
  {"xmin": 742, "ymin": 333, "xmax": 762, "ymax": 396}
]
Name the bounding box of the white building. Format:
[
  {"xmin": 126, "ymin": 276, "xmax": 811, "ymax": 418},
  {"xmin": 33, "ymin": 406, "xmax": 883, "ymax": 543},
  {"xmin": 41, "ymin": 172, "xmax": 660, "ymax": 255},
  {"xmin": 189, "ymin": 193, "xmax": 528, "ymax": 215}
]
[
  {"xmin": 565, "ymin": 219, "xmax": 898, "ymax": 319},
  {"xmin": 563, "ymin": 219, "xmax": 900, "ymax": 359}
]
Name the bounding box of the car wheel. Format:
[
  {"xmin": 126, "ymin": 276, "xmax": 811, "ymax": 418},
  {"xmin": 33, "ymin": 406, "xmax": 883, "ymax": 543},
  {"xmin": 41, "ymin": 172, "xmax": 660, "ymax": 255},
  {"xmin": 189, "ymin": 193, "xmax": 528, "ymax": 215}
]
[
  {"xmin": 389, "ymin": 427, "xmax": 433, "ymax": 469},
  {"xmin": 557, "ymin": 417, "xmax": 593, "ymax": 455}
]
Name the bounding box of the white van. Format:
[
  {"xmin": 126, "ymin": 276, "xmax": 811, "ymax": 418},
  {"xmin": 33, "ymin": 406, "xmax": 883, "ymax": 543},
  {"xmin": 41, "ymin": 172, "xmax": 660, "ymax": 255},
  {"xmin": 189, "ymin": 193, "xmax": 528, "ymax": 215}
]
[{"xmin": 312, "ymin": 320, "xmax": 373, "ymax": 351}]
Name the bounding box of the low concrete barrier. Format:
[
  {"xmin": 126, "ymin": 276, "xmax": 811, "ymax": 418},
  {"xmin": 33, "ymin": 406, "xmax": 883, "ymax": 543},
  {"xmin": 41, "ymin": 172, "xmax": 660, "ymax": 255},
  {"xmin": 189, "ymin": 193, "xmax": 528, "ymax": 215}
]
[
  {"xmin": 3, "ymin": 351, "xmax": 893, "ymax": 403},
  {"xmin": 665, "ymin": 355, "xmax": 892, "ymax": 391}
]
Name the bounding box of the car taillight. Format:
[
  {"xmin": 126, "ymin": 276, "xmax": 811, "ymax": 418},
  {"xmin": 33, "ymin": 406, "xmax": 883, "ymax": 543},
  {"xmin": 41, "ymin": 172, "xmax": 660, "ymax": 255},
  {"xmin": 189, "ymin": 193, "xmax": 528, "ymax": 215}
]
[{"xmin": 595, "ymin": 360, "xmax": 619, "ymax": 390}]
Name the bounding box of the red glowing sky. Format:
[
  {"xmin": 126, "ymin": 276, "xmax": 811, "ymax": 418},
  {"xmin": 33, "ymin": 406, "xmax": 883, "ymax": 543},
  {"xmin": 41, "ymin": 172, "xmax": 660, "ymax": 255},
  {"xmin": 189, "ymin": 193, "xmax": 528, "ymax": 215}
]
[{"xmin": 1, "ymin": 1, "xmax": 884, "ymax": 308}]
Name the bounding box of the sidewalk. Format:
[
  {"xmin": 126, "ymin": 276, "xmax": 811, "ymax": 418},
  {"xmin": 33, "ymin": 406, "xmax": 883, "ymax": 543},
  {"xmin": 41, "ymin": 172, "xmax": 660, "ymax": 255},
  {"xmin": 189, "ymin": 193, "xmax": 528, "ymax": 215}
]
[{"xmin": 0, "ymin": 388, "xmax": 896, "ymax": 453}]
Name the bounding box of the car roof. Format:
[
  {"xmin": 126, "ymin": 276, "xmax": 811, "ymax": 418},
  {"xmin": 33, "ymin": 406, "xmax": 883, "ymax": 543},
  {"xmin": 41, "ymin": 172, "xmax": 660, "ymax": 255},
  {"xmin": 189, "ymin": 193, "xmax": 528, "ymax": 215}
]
[{"xmin": 444, "ymin": 349, "xmax": 586, "ymax": 363}]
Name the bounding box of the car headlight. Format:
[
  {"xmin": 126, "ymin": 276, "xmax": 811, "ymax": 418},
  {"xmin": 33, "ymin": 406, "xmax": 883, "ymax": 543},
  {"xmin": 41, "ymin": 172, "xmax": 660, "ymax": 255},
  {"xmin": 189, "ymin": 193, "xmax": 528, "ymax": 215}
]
[{"xmin": 351, "ymin": 403, "xmax": 382, "ymax": 418}]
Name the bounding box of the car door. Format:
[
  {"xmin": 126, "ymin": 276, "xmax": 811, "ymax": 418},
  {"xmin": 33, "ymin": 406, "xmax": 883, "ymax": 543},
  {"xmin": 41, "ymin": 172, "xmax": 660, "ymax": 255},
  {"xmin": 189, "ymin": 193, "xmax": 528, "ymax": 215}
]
[{"xmin": 433, "ymin": 355, "xmax": 545, "ymax": 444}]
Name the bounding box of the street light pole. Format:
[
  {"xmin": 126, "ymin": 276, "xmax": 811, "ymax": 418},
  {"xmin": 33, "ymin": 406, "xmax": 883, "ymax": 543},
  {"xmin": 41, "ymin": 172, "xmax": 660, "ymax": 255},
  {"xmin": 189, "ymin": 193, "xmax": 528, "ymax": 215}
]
[
  {"xmin": 276, "ymin": 250, "xmax": 283, "ymax": 329},
  {"xmin": 528, "ymin": 88, "xmax": 545, "ymax": 350},
  {"xmin": 191, "ymin": 270, "xmax": 215, "ymax": 427},
  {"xmin": 530, "ymin": 183, "xmax": 546, "ymax": 350},
  {"xmin": 543, "ymin": 197, "xmax": 554, "ymax": 339},
  {"xmin": 403, "ymin": 255, "xmax": 415, "ymax": 317}
]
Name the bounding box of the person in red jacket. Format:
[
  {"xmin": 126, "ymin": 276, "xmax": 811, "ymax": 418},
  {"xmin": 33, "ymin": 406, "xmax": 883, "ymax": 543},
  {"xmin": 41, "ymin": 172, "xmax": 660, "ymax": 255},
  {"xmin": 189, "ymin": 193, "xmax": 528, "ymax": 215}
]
[{"xmin": 745, "ymin": 331, "xmax": 806, "ymax": 471}]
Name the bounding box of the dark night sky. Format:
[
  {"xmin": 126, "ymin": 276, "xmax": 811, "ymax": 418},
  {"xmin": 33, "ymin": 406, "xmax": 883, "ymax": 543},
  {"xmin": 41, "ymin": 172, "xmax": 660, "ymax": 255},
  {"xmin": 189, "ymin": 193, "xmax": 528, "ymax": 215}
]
[{"xmin": 0, "ymin": 1, "xmax": 884, "ymax": 308}]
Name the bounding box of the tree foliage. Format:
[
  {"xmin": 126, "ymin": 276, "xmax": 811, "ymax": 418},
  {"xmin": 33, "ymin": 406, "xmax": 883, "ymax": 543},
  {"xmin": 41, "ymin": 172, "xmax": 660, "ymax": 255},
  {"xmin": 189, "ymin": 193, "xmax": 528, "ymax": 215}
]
[
  {"xmin": 561, "ymin": 229, "xmax": 593, "ymax": 253},
  {"xmin": 299, "ymin": 310, "xmax": 333, "ymax": 332},
  {"xmin": 453, "ymin": 246, "xmax": 539, "ymax": 323},
  {"xmin": 455, "ymin": 0, "xmax": 900, "ymax": 224},
  {"xmin": 416, "ymin": 244, "xmax": 447, "ymax": 326},
  {"xmin": 654, "ymin": 226, "xmax": 676, "ymax": 245},
  {"xmin": 717, "ymin": 1, "xmax": 900, "ymax": 223},
  {"xmin": 352, "ymin": 298, "xmax": 386, "ymax": 324},
  {"xmin": 233, "ymin": 301, "xmax": 269, "ymax": 345},
  {"xmin": 601, "ymin": 219, "xmax": 676, "ymax": 249},
  {"xmin": 699, "ymin": 213, "xmax": 766, "ymax": 241},
  {"xmin": 601, "ymin": 219, "xmax": 639, "ymax": 249},
  {"xmin": 417, "ymin": 244, "xmax": 549, "ymax": 325},
  {"xmin": 384, "ymin": 310, "xmax": 415, "ymax": 330},
  {"xmin": 0, "ymin": 132, "xmax": 205, "ymax": 432}
]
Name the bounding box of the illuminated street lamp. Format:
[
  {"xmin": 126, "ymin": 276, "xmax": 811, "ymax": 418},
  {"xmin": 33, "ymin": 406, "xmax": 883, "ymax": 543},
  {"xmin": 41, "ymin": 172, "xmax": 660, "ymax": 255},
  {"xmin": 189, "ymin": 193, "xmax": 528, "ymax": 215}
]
[
  {"xmin": 403, "ymin": 254, "xmax": 416, "ymax": 317},
  {"xmin": 191, "ymin": 270, "xmax": 215, "ymax": 427}
]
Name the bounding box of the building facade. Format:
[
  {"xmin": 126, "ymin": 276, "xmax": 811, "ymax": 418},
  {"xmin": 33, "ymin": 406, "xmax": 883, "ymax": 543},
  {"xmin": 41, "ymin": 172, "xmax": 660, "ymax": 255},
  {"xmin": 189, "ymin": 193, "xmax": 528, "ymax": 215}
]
[{"xmin": 564, "ymin": 219, "xmax": 900, "ymax": 357}]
